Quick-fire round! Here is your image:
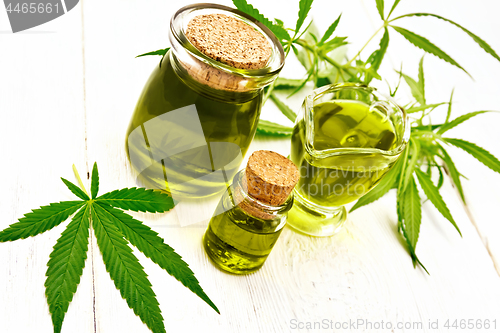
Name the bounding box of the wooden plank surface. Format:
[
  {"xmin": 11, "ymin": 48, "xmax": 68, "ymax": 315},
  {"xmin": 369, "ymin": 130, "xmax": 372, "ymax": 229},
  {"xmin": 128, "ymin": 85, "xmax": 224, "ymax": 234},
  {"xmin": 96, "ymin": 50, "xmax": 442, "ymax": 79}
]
[
  {"xmin": 1, "ymin": 0, "xmax": 500, "ymax": 332},
  {"xmin": 0, "ymin": 4, "xmax": 95, "ymax": 333},
  {"xmin": 81, "ymin": 0, "xmax": 500, "ymax": 332}
]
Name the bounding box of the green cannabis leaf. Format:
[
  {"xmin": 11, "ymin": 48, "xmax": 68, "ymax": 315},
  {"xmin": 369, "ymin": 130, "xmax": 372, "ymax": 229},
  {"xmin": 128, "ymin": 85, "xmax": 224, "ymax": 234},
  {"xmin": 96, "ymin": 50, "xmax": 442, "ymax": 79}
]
[
  {"xmin": 391, "ymin": 13, "xmax": 500, "ymax": 62},
  {"xmin": 232, "ymin": 0, "xmax": 290, "ymax": 42},
  {"xmin": 406, "ymin": 103, "xmax": 446, "ymax": 114},
  {"xmin": 387, "ymin": 0, "xmax": 401, "ymax": 19},
  {"xmin": 0, "ymin": 201, "xmax": 84, "ymax": 241},
  {"xmin": 350, "ymin": 155, "xmax": 404, "ymax": 212},
  {"xmin": 319, "ymin": 14, "xmax": 342, "ymax": 45},
  {"xmin": 351, "ymin": 63, "xmax": 500, "ymax": 271},
  {"xmin": 46, "ymin": 204, "xmax": 90, "ymax": 333},
  {"xmin": 391, "ymin": 26, "xmax": 469, "ymax": 76},
  {"xmin": 444, "ymin": 138, "xmax": 500, "ymax": 173},
  {"xmin": 402, "ymin": 176, "xmax": 421, "ymax": 260},
  {"xmin": 437, "ymin": 111, "xmax": 493, "ymax": 134},
  {"xmin": 0, "ymin": 163, "xmax": 219, "ymax": 333},
  {"xmin": 274, "ymin": 77, "xmax": 304, "ymax": 90},
  {"xmin": 375, "ymin": 0, "xmax": 384, "ymax": 20},
  {"xmin": 296, "ymin": 0, "xmax": 314, "ymax": 34},
  {"xmin": 364, "ymin": 27, "xmax": 389, "ymax": 85},
  {"xmin": 256, "ymin": 119, "xmax": 293, "ymax": 136},
  {"xmin": 401, "ymin": 138, "xmax": 420, "ymax": 192},
  {"xmin": 91, "ymin": 203, "xmax": 166, "ymax": 333},
  {"xmin": 96, "ymin": 187, "xmax": 175, "ymax": 212},
  {"xmin": 136, "ymin": 48, "xmax": 170, "ymax": 58},
  {"xmin": 438, "ymin": 144, "xmax": 465, "ymax": 202},
  {"xmin": 415, "ymin": 168, "xmax": 461, "ymax": 236},
  {"xmin": 270, "ymin": 93, "xmax": 297, "ymax": 123}
]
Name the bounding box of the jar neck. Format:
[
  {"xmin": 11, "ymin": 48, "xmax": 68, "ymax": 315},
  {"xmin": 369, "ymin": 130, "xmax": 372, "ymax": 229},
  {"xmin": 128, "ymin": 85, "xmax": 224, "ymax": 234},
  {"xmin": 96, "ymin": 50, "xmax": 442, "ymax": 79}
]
[
  {"xmin": 168, "ymin": 4, "xmax": 284, "ymax": 97},
  {"xmin": 168, "ymin": 51, "xmax": 261, "ymax": 103},
  {"xmin": 229, "ymin": 170, "xmax": 294, "ymax": 221}
]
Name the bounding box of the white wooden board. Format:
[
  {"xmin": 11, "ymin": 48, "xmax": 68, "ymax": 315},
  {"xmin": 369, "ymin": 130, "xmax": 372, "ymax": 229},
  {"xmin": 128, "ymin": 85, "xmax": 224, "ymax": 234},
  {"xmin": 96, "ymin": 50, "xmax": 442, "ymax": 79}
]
[
  {"xmin": 0, "ymin": 3, "xmax": 94, "ymax": 332},
  {"xmin": 1, "ymin": 0, "xmax": 499, "ymax": 332}
]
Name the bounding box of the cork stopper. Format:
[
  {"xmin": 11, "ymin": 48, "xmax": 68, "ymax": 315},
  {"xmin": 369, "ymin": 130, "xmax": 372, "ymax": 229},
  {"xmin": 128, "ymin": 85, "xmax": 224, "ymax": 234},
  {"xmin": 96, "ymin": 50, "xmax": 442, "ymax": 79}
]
[
  {"xmin": 244, "ymin": 150, "xmax": 299, "ymax": 206},
  {"xmin": 186, "ymin": 14, "xmax": 272, "ymax": 70},
  {"xmin": 180, "ymin": 13, "xmax": 272, "ymax": 92}
]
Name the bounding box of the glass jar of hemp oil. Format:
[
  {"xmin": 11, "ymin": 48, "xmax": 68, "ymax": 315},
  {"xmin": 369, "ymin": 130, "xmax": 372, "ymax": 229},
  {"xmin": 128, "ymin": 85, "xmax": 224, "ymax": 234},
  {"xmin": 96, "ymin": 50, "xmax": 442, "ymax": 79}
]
[
  {"xmin": 126, "ymin": 4, "xmax": 285, "ymax": 200},
  {"xmin": 203, "ymin": 150, "xmax": 299, "ymax": 274}
]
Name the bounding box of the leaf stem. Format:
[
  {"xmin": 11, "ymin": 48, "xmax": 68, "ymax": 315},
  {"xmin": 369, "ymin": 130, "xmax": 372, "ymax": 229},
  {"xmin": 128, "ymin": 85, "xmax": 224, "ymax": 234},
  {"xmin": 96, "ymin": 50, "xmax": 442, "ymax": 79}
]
[
  {"xmin": 295, "ymin": 39, "xmax": 354, "ymax": 81},
  {"xmin": 296, "ymin": 39, "xmax": 349, "ymax": 72},
  {"xmin": 321, "ymin": 54, "xmax": 349, "ymax": 81},
  {"xmin": 345, "ymin": 25, "xmax": 385, "ymax": 66},
  {"xmin": 320, "ymin": 53, "xmax": 343, "ymax": 70},
  {"xmin": 263, "ymin": 80, "xmax": 277, "ymax": 103},
  {"xmin": 72, "ymin": 164, "xmax": 89, "ymax": 197}
]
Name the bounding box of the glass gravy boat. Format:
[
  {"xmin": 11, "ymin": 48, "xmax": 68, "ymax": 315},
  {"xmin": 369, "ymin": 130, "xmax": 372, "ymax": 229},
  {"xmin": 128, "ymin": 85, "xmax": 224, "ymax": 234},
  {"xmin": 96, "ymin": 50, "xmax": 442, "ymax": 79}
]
[{"xmin": 287, "ymin": 83, "xmax": 410, "ymax": 236}]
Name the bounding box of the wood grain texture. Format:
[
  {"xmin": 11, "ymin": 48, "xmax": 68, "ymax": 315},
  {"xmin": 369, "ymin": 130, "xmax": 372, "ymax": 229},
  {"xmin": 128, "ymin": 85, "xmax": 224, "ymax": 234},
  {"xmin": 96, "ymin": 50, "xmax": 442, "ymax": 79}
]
[
  {"xmin": 0, "ymin": 3, "xmax": 94, "ymax": 333},
  {"xmin": 1, "ymin": 0, "xmax": 500, "ymax": 332},
  {"xmin": 81, "ymin": 0, "xmax": 500, "ymax": 332}
]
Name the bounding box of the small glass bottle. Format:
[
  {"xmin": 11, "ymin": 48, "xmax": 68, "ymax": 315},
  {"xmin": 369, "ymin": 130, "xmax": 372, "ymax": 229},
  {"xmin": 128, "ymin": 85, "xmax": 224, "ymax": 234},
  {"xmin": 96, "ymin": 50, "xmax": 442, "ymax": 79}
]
[{"xmin": 203, "ymin": 150, "xmax": 299, "ymax": 274}]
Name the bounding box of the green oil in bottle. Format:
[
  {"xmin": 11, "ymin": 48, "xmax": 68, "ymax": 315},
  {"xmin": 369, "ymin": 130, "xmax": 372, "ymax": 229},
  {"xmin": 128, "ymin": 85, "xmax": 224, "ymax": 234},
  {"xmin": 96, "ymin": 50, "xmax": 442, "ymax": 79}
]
[
  {"xmin": 125, "ymin": 52, "xmax": 262, "ymax": 199},
  {"xmin": 290, "ymin": 100, "xmax": 399, "ymax": 207},
  {"xmin": 203, "ymin": 191, "xmax": 287, "ymax": 274}
]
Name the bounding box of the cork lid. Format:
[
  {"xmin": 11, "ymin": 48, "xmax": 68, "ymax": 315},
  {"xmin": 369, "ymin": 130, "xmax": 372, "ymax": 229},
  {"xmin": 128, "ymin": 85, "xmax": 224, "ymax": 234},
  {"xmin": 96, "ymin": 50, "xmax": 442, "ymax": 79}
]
[
  {"xmin": 244, "ymin": 150, "xmax": 300, "ymax": 206},
  {"xmin": 186, "ymin": 13, "xmax": 272, "ymax": 70}
]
